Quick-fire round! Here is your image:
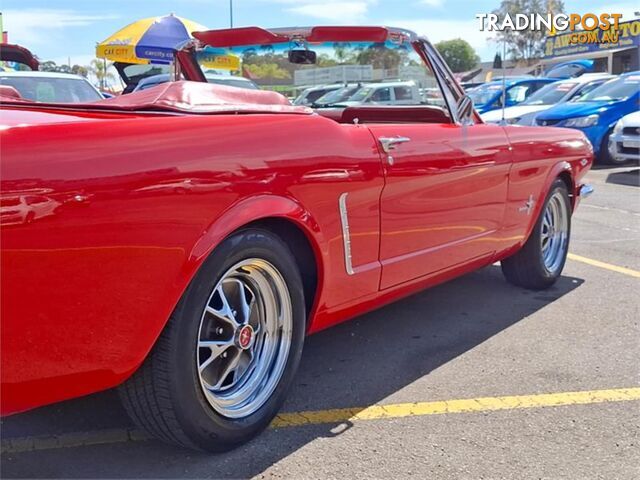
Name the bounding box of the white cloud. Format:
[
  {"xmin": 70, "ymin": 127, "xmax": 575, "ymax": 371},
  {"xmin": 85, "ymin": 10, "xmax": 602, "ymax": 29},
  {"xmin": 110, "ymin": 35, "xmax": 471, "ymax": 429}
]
[
  {"xmin": 285, "ymin": 1, "xmax": 371, "ymax": 23},
  {"xmin": 419, "ymin": 0, "xmax": 444, "ymax": 7},
  {"xmin": 387, "ymin": 18, "xmax": 495, "ymax": 61},
  {"xmin": 1, "ymin": 9, "xmax": 118, "ymax": 46}
]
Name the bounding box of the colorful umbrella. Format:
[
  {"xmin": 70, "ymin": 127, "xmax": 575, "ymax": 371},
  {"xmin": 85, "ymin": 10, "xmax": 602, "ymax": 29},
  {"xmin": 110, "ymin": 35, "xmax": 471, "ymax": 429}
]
[{"xmin": 96, "ymin": 14, "xmax": 207, "ymax": 65}]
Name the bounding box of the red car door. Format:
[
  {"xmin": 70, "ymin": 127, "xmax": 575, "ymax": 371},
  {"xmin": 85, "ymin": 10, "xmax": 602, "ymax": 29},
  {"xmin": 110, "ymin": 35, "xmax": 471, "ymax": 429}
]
[{"xmin": 368, "ymin": 122, "xmax": 512, "ymax": 289}]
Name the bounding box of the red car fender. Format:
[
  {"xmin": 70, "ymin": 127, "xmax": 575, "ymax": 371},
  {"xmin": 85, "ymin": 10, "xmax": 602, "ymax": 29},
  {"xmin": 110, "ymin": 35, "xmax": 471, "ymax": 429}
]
[
  {"xmin": 520, "ymin": 160, "xmax": 573, "ymax": 246},
  {"xmin": 184, "ymin": 193, "xmax": 327, "ymax": 322}
]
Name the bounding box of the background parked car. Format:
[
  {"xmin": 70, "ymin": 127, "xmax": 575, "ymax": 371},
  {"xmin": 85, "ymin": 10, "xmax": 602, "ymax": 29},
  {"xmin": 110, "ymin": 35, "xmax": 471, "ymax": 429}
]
[
  {"xmin": 0, "ymin": 71, "xmax": 104, "ymax": 103},
  {"xmin": 608, "ymin": 111, "xmax": 640, "ymax": 164},
  {"xmin": 134, "ymin": 73, "xmax": 259, "ymax": 92},
  {"xmin": 468, "ymin": 77, "xmax": 558, "ymax": 114},
  {"xmin": 311, "ymin": 83, "xmax": 363, "ymax": 107},
  {"xmin": 293, "ymin": 84, "xmax": 342, "ymax": 105},
  {"xmin": 535, "ymin": 71, "xmax": 640, "ymax": 164},
  {"xmin": 481, "ymin": 74, "xmax": 613, "ymax": 125},
  {"xmin": 340, "ymin": 81, "xmax": 422, "ymax": 106},
  {"xmin": 0, "ymin": 194, "xmax": 60, "ymax": 227},
  {"xmin": 545, "ymin": 59, "xmax": 596, "ymax": 79}
]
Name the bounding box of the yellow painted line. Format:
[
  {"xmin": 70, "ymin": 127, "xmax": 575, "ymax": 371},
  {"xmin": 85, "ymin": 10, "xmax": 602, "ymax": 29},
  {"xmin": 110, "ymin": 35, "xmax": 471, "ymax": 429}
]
[
  {"xmin": 271, "ymin": 387, "xmax": 640, "ymax": 428},
  {"xmin": 568, "ymin": 253, "xmax": 640, "ymax": 278},
  {"xmin": 2, "ymin": 388, "xmax": 639, "ymax": 453}
]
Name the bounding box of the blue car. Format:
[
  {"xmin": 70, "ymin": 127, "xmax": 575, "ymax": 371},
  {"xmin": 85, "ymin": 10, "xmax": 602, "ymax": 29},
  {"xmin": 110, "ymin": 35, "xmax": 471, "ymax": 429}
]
[
  {"xmin": 468, "ymin": 77, "xmax": 557, "ymax": 114},
  {"xmin": 546, "ymin": 59, "xmax": 595, "ymax": 79},
  {"xmin": 535, "ymin": 71, "xmax": 640, "ymax": 164}
]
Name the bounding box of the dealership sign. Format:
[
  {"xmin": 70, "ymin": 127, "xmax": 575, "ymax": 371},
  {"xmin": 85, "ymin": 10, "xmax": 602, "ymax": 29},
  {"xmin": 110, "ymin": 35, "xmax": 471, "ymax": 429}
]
[{"xmin": 544, "ymin": 19, "xmax": 640, "ymax": 58}]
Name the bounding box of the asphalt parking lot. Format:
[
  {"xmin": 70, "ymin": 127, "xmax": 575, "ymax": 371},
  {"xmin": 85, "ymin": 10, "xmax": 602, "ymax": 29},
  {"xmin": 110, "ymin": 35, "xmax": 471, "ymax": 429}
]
[{"xmin": 2, "ymin": 165, "xmax": 639, "ymax": 479}]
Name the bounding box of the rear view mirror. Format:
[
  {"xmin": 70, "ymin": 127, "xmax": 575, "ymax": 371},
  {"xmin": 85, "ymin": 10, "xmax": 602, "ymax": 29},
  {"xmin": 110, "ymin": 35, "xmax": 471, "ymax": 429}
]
[
  {"xmin": 456, "ymin": 95, "xmax": 474, "ymax": 125},
  {"xmin": 288, "ymin": 49, "xmax": 317, "ymax": 65}
]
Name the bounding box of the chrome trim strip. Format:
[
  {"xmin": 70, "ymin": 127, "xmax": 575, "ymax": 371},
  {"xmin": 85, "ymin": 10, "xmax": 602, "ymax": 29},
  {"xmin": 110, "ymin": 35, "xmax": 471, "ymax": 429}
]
[
  {"xmin": 338, "ymin": 193, "xmax": 354, "ymax": 275},
  {"xmin": 579, "ymin": 184, "xmax": 594, "ymax": 198}
]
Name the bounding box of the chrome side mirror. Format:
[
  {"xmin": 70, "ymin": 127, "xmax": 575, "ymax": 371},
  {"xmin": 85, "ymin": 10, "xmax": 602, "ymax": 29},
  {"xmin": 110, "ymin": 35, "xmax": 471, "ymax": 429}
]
[{"xmin": 456, "ymin": 95, "xmax": 474, "ymax": 125}]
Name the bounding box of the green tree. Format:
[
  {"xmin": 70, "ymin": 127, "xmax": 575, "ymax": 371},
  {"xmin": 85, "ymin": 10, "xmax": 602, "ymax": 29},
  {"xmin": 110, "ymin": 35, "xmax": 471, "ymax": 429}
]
[
  {"xmin": 493, "ymin": 52, "xmax": 503, "ymax": 69},
  {"xmin": 355, "ymin": 43, "xmax": 404, "ymax": 70},
  {"xmin": 71, "ymin": 64, "xmax": 89, "ymax": 78},
  {"xmin": 40, "ymin": 60, "xmax": 59, "ymax": 72},
  {"xmin": 89, "ymin": 59, "xmax": 114, "ymax": 90},
  {"xmin": 244, "ymin": 63, "xmax": 291, "ymax": 81},
  {"xmin": 435, "ymin": 39, "xmax": 480, "ymax": 73},
  {"xmin": 491, "ymin": 0, "xmax": 565, "ymax": 62},
  {"xmin": 316, "ymin": 54, "xmax": 338, "ymax": 67}
]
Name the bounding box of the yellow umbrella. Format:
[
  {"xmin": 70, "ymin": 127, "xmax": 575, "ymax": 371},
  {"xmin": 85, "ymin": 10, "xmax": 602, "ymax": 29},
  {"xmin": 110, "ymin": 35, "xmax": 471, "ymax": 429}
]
[{"xmin": 96, "ymin": 14, "xmax": 207, "ymax": 65}]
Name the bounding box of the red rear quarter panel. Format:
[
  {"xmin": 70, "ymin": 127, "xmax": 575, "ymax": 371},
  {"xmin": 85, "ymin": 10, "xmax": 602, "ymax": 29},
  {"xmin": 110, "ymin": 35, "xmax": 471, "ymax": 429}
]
[
  {"xmin": 497, "ymin": 125, "xmax": 593, "ymax": 260},
  {"xmin": 0, "ymin": 108, "xmax": 383, "ymax": 414}
]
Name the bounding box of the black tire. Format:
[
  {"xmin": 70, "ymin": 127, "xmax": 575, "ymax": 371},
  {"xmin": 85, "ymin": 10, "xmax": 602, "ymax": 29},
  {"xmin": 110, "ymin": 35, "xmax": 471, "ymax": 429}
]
[
  {"xmin": 598, "ymin": 129, "xmax": 623, "ymax": 165},
  {"xmin": 501, "ymin": 179, "xmax": 571, "ymax": 290},
  {"xmin": 119, "ymin": 228, "xmax": 306, "ymax": 452}
]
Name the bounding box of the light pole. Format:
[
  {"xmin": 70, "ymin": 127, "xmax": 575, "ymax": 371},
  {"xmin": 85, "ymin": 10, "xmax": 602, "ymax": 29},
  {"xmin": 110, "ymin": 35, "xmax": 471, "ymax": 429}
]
[{"xmin": 230, "ymin": 0, "xmax": 234, "ymax": 28}]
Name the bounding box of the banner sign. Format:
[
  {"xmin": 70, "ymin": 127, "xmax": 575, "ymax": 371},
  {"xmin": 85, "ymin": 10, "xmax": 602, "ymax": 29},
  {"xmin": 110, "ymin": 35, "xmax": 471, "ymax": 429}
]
[{"xmin": 544, "ymin": 19, "xmax": 640, "ymax": 58}]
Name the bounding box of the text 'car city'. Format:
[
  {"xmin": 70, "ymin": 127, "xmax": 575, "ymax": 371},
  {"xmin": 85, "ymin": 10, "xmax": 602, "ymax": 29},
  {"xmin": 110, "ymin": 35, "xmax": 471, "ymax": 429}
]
[{"xmin": 0, "ymin": 26, "xmax": 594, "ymax": 452}]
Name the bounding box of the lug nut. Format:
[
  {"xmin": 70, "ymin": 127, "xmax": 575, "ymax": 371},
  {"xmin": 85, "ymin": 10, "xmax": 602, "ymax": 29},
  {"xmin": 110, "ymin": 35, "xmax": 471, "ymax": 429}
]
[{"xmin": 216, "ymin": 327, "xmax": 224, "ymax": 335}]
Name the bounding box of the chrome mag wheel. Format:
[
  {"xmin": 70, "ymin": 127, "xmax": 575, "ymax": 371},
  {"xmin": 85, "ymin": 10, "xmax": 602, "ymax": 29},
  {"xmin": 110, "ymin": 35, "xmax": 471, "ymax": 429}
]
[
  {"xmin": 196, "ymin": 259, "xmax": 293, "ymax": 419},
  {"xmin": 540, "ymin": 191, "xmax": 569, "ymax": 274}
]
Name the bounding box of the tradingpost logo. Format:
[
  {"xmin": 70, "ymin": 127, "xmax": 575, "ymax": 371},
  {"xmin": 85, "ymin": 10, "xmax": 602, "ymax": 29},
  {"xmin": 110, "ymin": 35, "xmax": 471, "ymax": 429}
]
[{"xmin": 476, "ymin": 13, "xmax": 625, "ymax": 46}]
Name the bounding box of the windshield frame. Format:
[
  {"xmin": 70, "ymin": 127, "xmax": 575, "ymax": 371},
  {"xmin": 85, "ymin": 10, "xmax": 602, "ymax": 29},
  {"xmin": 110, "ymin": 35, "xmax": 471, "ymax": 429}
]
[{"xmin": 177, "ymin": 31, "xmax": 460, "ymax": 121}]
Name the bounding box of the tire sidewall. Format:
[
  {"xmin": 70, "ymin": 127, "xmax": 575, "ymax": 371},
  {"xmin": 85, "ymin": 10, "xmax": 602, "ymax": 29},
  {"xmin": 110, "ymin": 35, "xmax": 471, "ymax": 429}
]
[
  {"xmin": 169, "ymin": 229, "xmax": 306, "ymax": 450},
  {"xmin": 600, "ymin": 129, "xmax": 624, "ymax": 165},
  {"xmin": 530, "ymin": 179, "xmax": 571, "ymax": 282}
]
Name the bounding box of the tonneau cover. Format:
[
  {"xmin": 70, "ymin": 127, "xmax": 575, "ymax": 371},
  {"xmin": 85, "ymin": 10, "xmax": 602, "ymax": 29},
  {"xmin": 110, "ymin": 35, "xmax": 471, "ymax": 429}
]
[{"xmin": 0, "ymin": 81, "xmax": 313, "ymax": 115}]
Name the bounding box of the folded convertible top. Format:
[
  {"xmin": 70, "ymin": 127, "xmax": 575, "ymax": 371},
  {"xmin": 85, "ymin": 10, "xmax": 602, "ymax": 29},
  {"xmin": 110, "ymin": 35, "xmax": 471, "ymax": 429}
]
[{"xmin": 0, "ymin": 80, "xmax": 313, "ymax": 115}]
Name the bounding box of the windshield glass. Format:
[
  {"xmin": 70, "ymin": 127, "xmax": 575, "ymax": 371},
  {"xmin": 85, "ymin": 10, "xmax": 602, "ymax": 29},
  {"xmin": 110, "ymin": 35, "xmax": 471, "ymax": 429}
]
[
  {"xmin": 196, "ymin": 39, "xmax": 445, "ymax": 108},
  {"xmin": 547, "ymin": 64, "xmax": 586, "ymax": 79},
  {"xmin": 121, "ymin": 64, "xmax": 169, "ymax": 80},
  {"xmin": 0, "ymin": 75, "xmax": 102, "ymax": 102},
  {"xmin": 348, "ymin": 86, "xmax": 374, "ymax": 102},
  {"xmin": 467, "ymin": 83, "xmax": 502, "ymax": 106},
  {"xmin": 207, "ymin": 77, "xmax": 258, "ymax": 89},
  {"xmin": 314, "ymin": 84, "xmax": 361, "ymax": 105},
  {"xmin": 523, "ymin": 81, "xmax": 576, "ymax": 105},
  {"xmin": 578, "ymin": 75, "xmax": 640, "ymax": 102},
  {"xmin": 569, "ymin": 80, "xmax": 607, "ymax": 102}
]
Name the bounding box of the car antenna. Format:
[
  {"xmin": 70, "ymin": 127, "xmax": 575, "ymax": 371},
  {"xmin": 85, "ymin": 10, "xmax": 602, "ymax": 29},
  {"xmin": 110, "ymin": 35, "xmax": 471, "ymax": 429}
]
[{"xmin": 500, "ymin": 37, "xmax": 507, "ymax": 125}]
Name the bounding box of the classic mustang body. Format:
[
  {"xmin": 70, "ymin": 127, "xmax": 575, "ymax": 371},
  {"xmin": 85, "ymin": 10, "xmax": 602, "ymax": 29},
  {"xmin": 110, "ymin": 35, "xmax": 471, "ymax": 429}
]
[{"xmin": 0, "ymin": 26, "xmax": 593, "ymax": 450}]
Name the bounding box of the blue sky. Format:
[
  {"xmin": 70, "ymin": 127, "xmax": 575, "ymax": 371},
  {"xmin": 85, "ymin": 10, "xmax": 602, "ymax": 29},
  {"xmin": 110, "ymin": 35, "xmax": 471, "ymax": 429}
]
[{"xmin": 2, "ymin": 0, "xmax": 639, "ymax": 66}]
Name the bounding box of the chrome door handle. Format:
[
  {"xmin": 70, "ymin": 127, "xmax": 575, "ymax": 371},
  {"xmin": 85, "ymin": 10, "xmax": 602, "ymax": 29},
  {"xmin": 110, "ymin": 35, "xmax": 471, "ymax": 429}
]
[
  {"xmin": 378, "ymin": 136, "xmax": 410, "ymax": 165},
  {"xmin": 378, "ymin": 136, "xmax": 411, "ymax": 153}
]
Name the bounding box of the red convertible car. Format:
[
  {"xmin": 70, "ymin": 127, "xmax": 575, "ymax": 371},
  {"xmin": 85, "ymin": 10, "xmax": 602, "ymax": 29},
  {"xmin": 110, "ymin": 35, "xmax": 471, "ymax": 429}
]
[{"xmin": 0, "ymin": 26, "xmax": 593, "ymax": 451}]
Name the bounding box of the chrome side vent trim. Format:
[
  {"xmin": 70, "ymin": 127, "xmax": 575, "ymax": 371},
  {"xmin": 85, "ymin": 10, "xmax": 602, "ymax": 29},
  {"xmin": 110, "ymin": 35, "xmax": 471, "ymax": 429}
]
[{"xmin": 338, "ymin": 192, "xmax": 354, "ymax": 275}]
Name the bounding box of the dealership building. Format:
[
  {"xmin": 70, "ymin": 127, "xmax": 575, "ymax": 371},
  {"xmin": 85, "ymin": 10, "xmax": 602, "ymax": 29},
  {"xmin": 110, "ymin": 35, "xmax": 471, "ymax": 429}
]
[{"xmin": 542, "ymin": 19, "xmax": 640, "ymax": 74}]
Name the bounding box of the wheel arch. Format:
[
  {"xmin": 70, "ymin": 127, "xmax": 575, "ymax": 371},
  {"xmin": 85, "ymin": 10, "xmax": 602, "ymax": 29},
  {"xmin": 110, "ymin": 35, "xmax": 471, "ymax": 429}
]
[
  {"xmin": 557, "ymin": 170, "xmax": 575, "ymax": 210},
  {"xmin": 244, "ymin": 217, "xmax": 319, "ymax": 322},
  {"xmin": 185, "ymin": 194, "xmax": 325, "ymax": 327},
  {"xmin": 521, "ymin": 161, "xmax": 573, "ymax": 245}
]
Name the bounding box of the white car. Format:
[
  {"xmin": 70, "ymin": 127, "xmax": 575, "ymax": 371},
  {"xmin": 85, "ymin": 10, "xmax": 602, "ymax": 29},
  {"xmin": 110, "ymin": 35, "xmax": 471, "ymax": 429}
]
[
  {"xmin": 0, "ymin": 195, "xmax": 61, "ymax": 226},
  {"xmin": 341, "ymin": 81, "xmax": 422, "ymax": 106},
  {"xmin": 133, "ymin": 73, "xmax": 259, "ymax": 92},
  {"xmin": 0, "ymin": 71, "xmax": 103, "ymax": 103},
  {"xmin": 293, "ymin": 84, "xmax": 342, "ymax": 105},
  {"xmin": 608, "ymin": 111, "xmax": 640, "ymax": 164},
  {"xmin": 481, "ymin": 73, "xmax": 613, "ymax": 125}
]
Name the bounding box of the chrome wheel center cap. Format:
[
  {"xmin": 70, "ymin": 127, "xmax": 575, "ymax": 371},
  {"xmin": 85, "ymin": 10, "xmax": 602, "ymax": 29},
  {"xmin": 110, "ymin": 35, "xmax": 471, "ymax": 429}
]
[{"xmin": 236, "ymin": 325, "xmax": 254, "ymax": 350}]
